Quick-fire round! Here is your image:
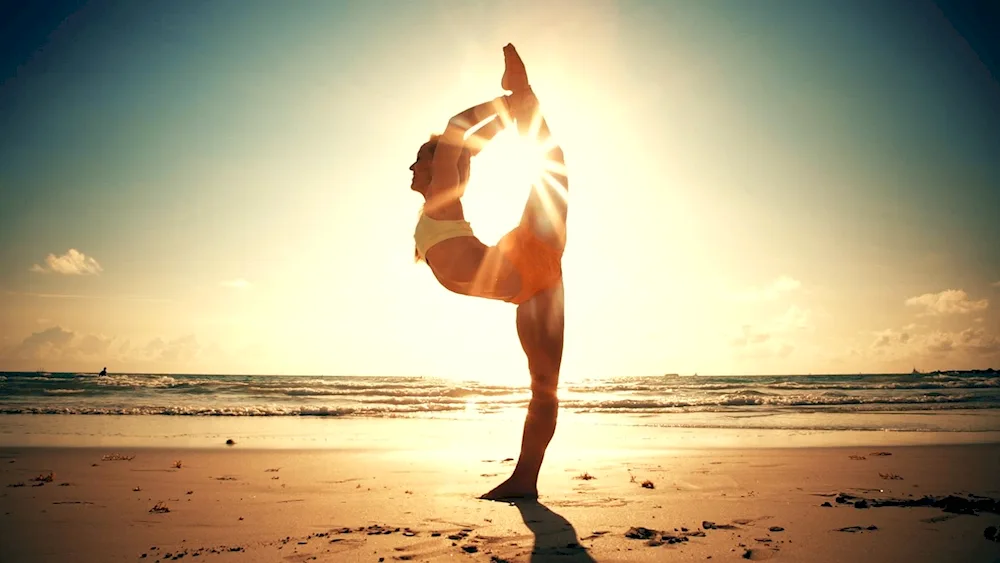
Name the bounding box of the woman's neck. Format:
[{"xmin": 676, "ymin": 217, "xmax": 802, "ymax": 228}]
[{"xmin": 422, "ymin": 189, "xmax": 465, "ymax": 220}]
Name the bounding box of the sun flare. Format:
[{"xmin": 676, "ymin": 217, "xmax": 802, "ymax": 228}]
[{"xmin": 460, "ymin": 124, "xmax": 559, "ymax": 244}]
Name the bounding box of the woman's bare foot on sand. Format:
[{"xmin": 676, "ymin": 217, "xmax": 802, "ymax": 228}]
[{"xmin": 479, "ymin": 475, "xmax": 539, "ymax": 501}]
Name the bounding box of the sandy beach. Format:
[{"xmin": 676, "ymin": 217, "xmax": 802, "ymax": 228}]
[
  {"xmin": 2, "ymin": 415, "xmax": 999, "ymax": 562},
  {"xmin": 3, "ymin": 0, "xmax": 1000, "ymax": 560}
]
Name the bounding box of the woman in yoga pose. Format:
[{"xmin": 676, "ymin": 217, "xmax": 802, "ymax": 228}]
[{"xmin": 410, "ymin": 44, "xmax": 569, "ymax": 500}]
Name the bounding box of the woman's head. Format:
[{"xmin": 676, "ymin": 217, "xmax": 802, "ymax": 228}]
[{"xmin": 409, "ymin": 135, "xmax": 471, "ymax": 196}]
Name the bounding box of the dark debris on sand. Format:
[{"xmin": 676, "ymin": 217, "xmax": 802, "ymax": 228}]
[
  {"xmin": 139, "ymin": 544, "xmax": 244, "ymax": 559},
  {"xmin": 837, "ymin": 525, "xmax": 878, "ymax": 533},
  {"xmin": 834, "ymin": 492, "xmax": 1000, "ymax": 515},
  {"xmin": 149, "ymin": 502, "xmax": 170, "ymax": 513},
  {"xmin": 625, "ymin": 525, "xmax": 707, "ymax": 546},
  {"xmin": 985, "ymin": 525, "xmax": 999, "ymax": 542},
  {"xmin": 702, "ymin": 521, "xmax": 739, "ymax": 530}
]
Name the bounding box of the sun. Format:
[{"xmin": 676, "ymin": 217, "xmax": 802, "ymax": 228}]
[
  {"xmin": 460, "ymin": 121, "xmax": 557, "ymax": 245},
  {"xmin": 481, "ymin": 126, "xmax": 551, "ymax": 189}
]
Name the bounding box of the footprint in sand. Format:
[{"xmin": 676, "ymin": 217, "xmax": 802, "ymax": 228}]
[{"xmin": 742, "ymin": 547, "xmax": 778, "ymax": 560}]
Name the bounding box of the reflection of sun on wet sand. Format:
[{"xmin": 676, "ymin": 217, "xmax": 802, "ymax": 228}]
[{"xmin": 1, "ymin": 421, "xmax": 999, "ymax": 562}]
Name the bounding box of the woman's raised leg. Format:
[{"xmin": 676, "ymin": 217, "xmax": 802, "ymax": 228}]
[{"xmin": 481, "ymin": 71, "xmax": 570, "ymax": 500}]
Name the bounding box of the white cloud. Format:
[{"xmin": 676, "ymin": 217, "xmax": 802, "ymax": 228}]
[
  {"xmin": 904, "ymin": 289, "xmax": 988, "ymax": 316},
  {"xmin": 730, "ymin": 276, "xmax": 801, "ymax": 302},
  {"xmin": 30, "ymin": 249, "xmax": 103, "ymax": 275},
  {"xmin": 220, "ymin": 279, "xmax": 251, "ymax": 289}
]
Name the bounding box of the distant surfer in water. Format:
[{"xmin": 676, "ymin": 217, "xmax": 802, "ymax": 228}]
[
  {"xmin": 99, "ymin": 367, "xmax": 107, "ymax": 376},
  {"xmin": 410, "ymin": 44, "xmax": 568, "ymax": 500}
]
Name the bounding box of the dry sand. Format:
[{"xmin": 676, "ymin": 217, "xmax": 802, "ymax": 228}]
[{"xmin": 1, "ymin": 420, "xmax": 999, "ymax": 562}]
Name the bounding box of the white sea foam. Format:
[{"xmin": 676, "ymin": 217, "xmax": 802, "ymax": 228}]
[{"xmin": 1, "ymin": 371, "xmax": 997, "ymax": 434}]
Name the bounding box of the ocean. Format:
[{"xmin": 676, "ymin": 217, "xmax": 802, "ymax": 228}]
[{"xmin": 2, "ymin": 371, "xmax": 999, "ymax": 434}]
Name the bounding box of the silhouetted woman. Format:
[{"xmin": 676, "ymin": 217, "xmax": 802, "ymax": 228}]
[{"xmin": 409, "ymin": 44, "xmax": 568, "ymax": 500}]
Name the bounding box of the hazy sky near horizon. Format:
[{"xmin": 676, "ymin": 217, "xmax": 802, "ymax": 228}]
[{"xmin": 1, "ymin": 0, "xmax": 998, "ymax": 379}]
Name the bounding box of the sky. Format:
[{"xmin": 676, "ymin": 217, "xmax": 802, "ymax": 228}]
[{"xmin": 1, "ymin": 0, "xmax": 998, "ymax": 379}]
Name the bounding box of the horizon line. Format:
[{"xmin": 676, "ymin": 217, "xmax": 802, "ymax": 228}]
[{"xmin": 2, "ymin": 368, "xmax": 995, "ymax": 378}]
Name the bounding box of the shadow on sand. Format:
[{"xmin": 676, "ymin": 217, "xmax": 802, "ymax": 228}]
[{"xmin": 512, "ymin": 499, "xmax": 598, "ymax": 562}]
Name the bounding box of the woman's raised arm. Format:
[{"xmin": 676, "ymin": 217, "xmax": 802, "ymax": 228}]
[{"xmin": 429, "ymin": 96, "xmax": 510, "ymax": 194}]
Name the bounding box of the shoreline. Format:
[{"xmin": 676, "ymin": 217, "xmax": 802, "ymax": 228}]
[{"xmin": 2, "ymin": 412, "xmax": 1000, "ymax": 451}]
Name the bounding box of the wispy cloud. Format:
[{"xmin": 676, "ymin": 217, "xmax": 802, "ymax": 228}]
[
  {"xmin": 992, "ymin": 280, "xmax": 1000, "ymax": 288},
  {"xmin": 913, "ymin": 328, "xmax": 999, "ymax": 357},
  {"xmin": 959, "ymin": 328, "xmax": 1000, "ymax": 356},
  {"xmin": 730, "ymin": 326, "xmax": 772, "ymax": 347},
  {"xmin": 864, "ymin": 325, "xmax": 1000, "ymax": 362},
  {"xmin": 220, "ymin": 279, "xmax": 251, "ymax": 289},
  {"xmin": 0, "ymin": 326, "xmax": 202, "ymax": 368},
  {"xmin": 904, "ymin": 289, "xmax": 988, "ymax": 316},
  {"xmin": 730, "ymin": 276, "xmax": 801, "ymax": 302},
  {"xmin": 30, "ymin": 249, "xmax": 103, "ymax": 275},
  {"xmin": 730, "ymin": 324, "xmax": 794, "ymax": 359},
  {"xmin": 871, "ymin": 328, "xmax": 910, "ymax": 349},
  {"xmin": 728, "ymin": 305, "xmax": 811, "ymax": 361},
  {"xmin": 5, "ymin": 291, "xmax": 174, "ymax": 304},
  {"xmin": 774, "ymin": 305, "xmax": 811, "ymax": 332}
]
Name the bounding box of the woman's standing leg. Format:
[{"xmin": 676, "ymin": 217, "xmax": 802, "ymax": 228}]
[{"xmin": 480, "ymin": 280, "xmax": 564, "ymax": 500}]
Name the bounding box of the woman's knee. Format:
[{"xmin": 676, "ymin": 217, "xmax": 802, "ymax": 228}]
[{"xmin": 529, "ymin": 385, "xmax": 559, "ymax": 408}]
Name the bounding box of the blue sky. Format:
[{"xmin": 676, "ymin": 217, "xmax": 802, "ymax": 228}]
[{"xmin": 1, "ymin": 0, "xmax": 998, "ymax": 377}]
